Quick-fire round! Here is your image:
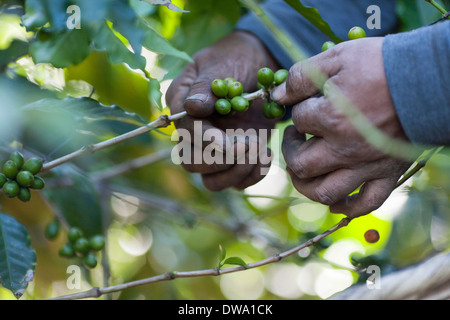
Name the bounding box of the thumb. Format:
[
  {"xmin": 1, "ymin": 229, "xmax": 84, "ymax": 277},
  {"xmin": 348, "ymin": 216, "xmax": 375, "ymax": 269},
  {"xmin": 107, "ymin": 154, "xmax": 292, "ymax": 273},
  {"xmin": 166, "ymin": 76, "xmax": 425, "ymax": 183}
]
[
  {"xmin": 271, "ymin": 48, "xmax": 341, "ymax": 106},
  {"xmin": 183, "ymin": 74, "xmax": 219, "ymax": 118}
]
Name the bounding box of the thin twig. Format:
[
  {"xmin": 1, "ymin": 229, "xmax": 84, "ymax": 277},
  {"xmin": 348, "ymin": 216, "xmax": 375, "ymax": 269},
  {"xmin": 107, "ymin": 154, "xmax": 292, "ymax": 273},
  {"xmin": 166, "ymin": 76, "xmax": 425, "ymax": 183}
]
[
  {"xmin": 425, "ymin": 0, "xmax": 450, "ymax": 16},
  {"xmin": 395, "ymin": 146, "xmax": 443, "ymax": 188},
  {"xmin": 48, "ymin": 217, "xmax": 351, "ymax": 300},
  {"xmin": 91, "ymin": 148, "xmax": 172, "ymax": 181},
  {"xmin": 41, "ymin": 111, "xmax": 187, "ymax": 173}
]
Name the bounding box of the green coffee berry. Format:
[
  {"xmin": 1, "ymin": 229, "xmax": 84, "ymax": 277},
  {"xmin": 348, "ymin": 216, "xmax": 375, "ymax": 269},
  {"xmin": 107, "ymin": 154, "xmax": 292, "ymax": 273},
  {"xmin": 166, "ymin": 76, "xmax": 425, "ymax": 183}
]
[
  {"xmin": 22, "ymin": 157, "xmax": 43, "ymax": 175},
  {"xmin": 257, "ymin": 67, "xmax": 274, "ymax": 88},
  {"xmin": 73, "ymin": 237, "xmax": 90, "ymax": 254},
  {"xmin": 84, "ymin": 253, "xmax": 98, "ymax": 268},
  {"xmin": 223, "ymin": 77, "xmax": 236, "ymax": 86},
  {"xmin": 59, "ymin": 243, "xmax": 75, "ymax": 258},
  {"xmin": 16, "ymin": 171, "xmax": 35, "ymax": 187},
  {"xmin": 45, "ymin": 220, "xmax": 61, "ymax": 240},
  {"xmin": 89, "ymin": 235, "xmax": 106, "ymax": 251},
  {"xmin": 3, "ymin": 160, "xmax": 19, "ymax": 179},
  {"xmin": 269, "ymin": 102, "xmax": 286, "ymax": 118},
  {"xmin": 227, "ymin": 81, "xmax": 243, "ymax": 98},
  {"xmin": 0, "ymin": 173, "xmax": 7, "ymax": 188},
  {"xmin": 230, "ymin": 96, "xmax": 249, "ymax": 112},
  {"xmin": 348, "ymin": 26, "xmax": 366, "ymax": 40},
  {"xmin": 215, "ymin": 99, "xmax": 232, "ymax": 115},
  {"xmin": 262, "ymin": 101, "xmax": 275, "ymax": 119},
  {"xmin": 262, "ymin": 102, "xmax": 286, "ymax": 119},
  {"xmin": 67, "ymin": 227, "xmax": 84, "ymax": 243},
  {"xmin": 321, "ymin": 41, "xmax": 336, "ymax": 52},
  {"xmin": 9, "ymin": 151, "xmax": 24, "ymax": 170},
  {"xmin": 274, "ymin": 69, "xmax": 289, "ymax": 85},
  {"xmin": 31, "ymin": 176, "xmax": 45, "ymax": 190},
  {"xmin": 18, "ymin": 187, "xmax": 31, "ymax": 202},
  {"xmin": 3, "ymin": 180, "xmax": 19, "ymax": 198},
  {"xmin": 211, "ymin": 79, "xmax": 228, "ymax": 98}
]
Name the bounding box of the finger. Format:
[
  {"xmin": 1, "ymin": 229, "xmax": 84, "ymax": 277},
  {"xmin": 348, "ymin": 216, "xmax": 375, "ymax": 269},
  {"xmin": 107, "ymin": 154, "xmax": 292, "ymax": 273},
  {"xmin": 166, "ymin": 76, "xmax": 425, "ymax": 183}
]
[
  {"xmin": 281, "ymin": 125, "xmax": 307, "ymax": 157},
  {"xmin": 234, "ymin": 148, "xmax": 272, "ymax": 190},
  {"xmin": 179, "ymin": 142, "xmax": 234, "ymax": 175},
  {"xmin": 282, "ymin": 127, "xmax": 342, "ymax": 179},
  {"xmin": 183, "ymin": 73, "xmax": 219, "ymax": 117},
  {"xmin": 166, "ymin": 62, "xmax": 197, "ymax": 114},
  {"xmin": 286, "ymin": 167, "xmax": 366, "ymax": 206},
  {"xmin": 271, "ymin": 47, "xmax": 342, "ymax": 106},
  {"xmin": 201, "ymin": 154, "xmax": 257, "ymax": 192},
  {"xmin": 174, "ymin": 115, "xmax": 240, "ymax": 154},
  {"xmin": 291, "ymin": 96, "xmax": 331, "ymax": 137},
  {"xmin": 329, "ymin": 177, "xmax": 398, "ymax": 218}
]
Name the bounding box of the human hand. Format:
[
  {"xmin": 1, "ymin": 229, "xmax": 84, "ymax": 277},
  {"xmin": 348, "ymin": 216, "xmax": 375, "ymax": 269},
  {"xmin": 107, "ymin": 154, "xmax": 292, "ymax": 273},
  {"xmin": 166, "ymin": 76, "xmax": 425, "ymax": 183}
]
[
  {"xmin": 166, "ymin": 31, "xmax": 280, "ymax": 191},
  {"xmin": 271, "ymin": 38, "xmax": 416, "ymax": 218}
]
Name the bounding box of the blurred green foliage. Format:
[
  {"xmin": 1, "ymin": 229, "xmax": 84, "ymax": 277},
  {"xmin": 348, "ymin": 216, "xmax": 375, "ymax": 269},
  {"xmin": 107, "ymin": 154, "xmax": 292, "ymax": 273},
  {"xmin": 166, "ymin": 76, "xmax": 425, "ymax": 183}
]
[{"xmin": 0, "ymin": 0, "xmax": 449, "ymax": 300}]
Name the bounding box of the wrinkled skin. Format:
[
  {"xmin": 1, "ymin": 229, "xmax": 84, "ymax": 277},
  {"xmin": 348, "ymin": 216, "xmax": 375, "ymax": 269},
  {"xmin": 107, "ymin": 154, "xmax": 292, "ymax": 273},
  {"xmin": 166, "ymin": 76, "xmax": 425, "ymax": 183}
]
[
  {"xmin": 166, "ymin": 31, "xmax": 280, "ymax": 191},
  {"xmin": 271, "ymin": 37, "xmax": 417, "ymax": 218}
]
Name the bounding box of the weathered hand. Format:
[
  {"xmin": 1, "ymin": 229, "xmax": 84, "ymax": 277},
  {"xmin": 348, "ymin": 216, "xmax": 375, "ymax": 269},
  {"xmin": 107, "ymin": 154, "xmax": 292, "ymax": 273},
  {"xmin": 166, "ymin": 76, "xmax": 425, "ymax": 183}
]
[
  {"xmin": 166, "ymin": 31, "xmax": 280, "ymax": 191},
  {"xmin": 272, "ymin": 38, "xmax": 416, "ymax": 218}
]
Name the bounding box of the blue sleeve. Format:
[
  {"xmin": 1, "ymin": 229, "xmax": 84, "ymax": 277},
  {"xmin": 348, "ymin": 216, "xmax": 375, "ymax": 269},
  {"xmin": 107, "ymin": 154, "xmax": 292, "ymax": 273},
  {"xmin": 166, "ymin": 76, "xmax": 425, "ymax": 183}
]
[
  {"xmin": 235, "ymin": 0, "xmax": 399, "ymax": 68},
  {"xmin": 383, "ymin": 21, "xmax": 450, "ymax": 146}
]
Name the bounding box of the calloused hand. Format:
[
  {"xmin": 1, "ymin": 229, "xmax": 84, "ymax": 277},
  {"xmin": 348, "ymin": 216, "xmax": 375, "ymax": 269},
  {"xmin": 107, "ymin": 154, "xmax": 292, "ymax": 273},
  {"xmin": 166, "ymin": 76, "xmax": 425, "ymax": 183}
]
[
  {"xmin": 166, "ymin": 31, "xmax": 280, "ymax": 191},
  {"xmin": 271, "ymin": 38, "xmax": 416, "ymax": 218}
]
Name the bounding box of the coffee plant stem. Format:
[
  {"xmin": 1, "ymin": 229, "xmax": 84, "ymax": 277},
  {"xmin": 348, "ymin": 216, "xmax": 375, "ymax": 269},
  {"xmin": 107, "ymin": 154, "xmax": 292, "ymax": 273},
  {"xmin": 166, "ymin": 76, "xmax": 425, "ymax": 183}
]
[
  {"xmin": 395, "ymin": 146, "xmax": 443, "ymax": 188},
  {"xmin": 41, "ymin": 111, "xmax": 188, "ymax": 173},
  {"xmin": 48, "ymin": 217, "xmax": 351, "ymax": 300},
  {"xmin": 91, "ymin": 148, "xmax": 172, "ymax": 181},
  {"xmin": 47, "ymin": 149, "xmax": 432, "ymax": 300},
  {"xmin": 425, "ymin": 0, "xmax": 449, "ymax": 16}
]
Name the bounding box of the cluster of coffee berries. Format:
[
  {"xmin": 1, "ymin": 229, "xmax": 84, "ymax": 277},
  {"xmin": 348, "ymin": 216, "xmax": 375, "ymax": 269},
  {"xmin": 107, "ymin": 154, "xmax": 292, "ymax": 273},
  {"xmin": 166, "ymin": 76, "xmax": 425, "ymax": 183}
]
[
  {"xmin": 321, "ymin": 26, "xmax": 367, "ymax": 52},
  {"xmin": 0, "ymin": 151, "xmax": 45, "ymax": 202},
  {"xmin": 211, "ymin": 77, "xmax": 249, "ymax": 115},
  {"xmin": 211, "ymin": 67, "xmax": 289, "ymax": 119},
  {"xmin": 258, "ymin": 67, "xmax": 288, "ymax": 120},
  {"xmin": 45, "ymin": 220, "xmax": 105, "ymax": 268}
]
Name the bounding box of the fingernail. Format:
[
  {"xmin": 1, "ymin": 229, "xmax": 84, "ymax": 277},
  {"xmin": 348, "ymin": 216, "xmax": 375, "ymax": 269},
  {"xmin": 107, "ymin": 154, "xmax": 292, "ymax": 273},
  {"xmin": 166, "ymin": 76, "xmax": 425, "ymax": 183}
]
[
  {"xmin": 270, "ymin": 83, "xmax": 285, "ymax": 102},
  {"xmin": 185, "ymin": 93, "xmax": 208, "ymax": 103}
]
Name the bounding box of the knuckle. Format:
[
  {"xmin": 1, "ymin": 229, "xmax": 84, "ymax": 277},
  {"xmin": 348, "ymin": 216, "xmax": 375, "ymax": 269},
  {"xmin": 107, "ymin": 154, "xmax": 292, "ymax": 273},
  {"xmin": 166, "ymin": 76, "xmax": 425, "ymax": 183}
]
[
  {"xmin": 202, "ymin": 176, "xmax": 226, "ymax": 192},
  {"xmin": 289, "ymin": 159, "xmax": 308, "ymax": 179},
  {"xmin": 313, "ymin": 185, "xmax": 337, "ymax": 206},
  {"xmin": 362, "ymin": 194, "xmax": 385, "ymax": 212},
  {"xmin": 286, "ymin": 64, "xmax": 305, "ymax": 96}
]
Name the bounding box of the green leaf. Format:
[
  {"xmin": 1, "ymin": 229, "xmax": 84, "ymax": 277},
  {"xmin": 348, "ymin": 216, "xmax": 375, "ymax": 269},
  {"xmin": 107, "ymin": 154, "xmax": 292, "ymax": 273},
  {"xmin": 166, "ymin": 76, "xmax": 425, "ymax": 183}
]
[
  {"xmin": 222, "ymin": 257, "xmax": 249, "ymax": 269},
  {"xmin": 148, "ymin": 78, "xmax": 163, "ymax": 112},
  {"xmin": 396, "ymin": 0, "xmax": 442, "ymax": 31},
  {"xmin": 91, "ymin": 22, "xmax": 147, "ymax": 71},
  {"xmin": 30, "ymin": 29, "xmax": 91, "ymax": 68},
  {"xmin": 43, "ymin": 165, "xmax": 103, "ymax": 237},
  {"xmin": 0, "ymin": 40, "xmax": 29, "ymax": 70},
  {"xmin": 22, "ymin": 0, "xmax": 69, "ymax": 32},
  {"xmin": 108, "ymin": 0, "xmax": 144, "ymax": 57},
  {"xmin": 143, "ymin": 0, "xmax": 189, "ymax": 13},
  {"xmin": 0, "ymin": 213, "xmax": 37, "ymax": 299},
  {"xmin": 22, "ymin": 96, "xmax": 148, "ymax": 126},
  {"xmin": 284, "ymin": 0, "xmax": 343, "ymax": 43},
  {"xmin": 140, "ymin": 19, "xmax": 192, "ymax": 62},
  {"xmin": 219, "ymin": 245, "xmax": 226, "ymax": 263}
]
